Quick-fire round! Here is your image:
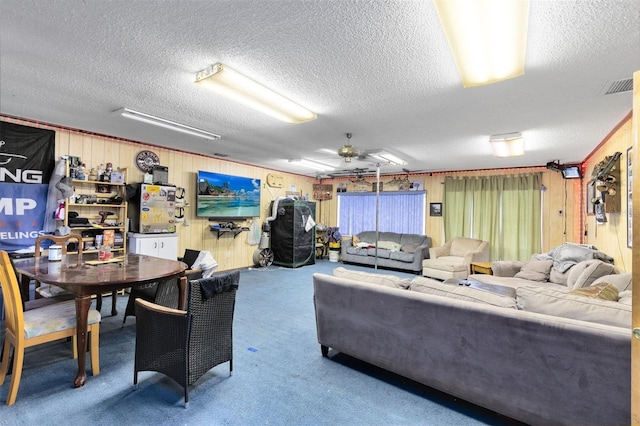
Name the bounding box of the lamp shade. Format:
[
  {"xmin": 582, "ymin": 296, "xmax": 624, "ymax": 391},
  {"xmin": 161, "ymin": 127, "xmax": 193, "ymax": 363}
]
[
  {"xmin": 434, "ymin": 0, "xmax": 529, "ymax": 87},
  {"xmin": 195, "ymin": 63, "xmax": 316, "ymax": 124}
]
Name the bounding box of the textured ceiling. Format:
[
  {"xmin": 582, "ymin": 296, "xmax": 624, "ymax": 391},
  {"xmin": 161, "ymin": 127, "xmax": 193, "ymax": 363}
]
[{"xmin": 1, "ymin": 1, "xmax": 638, "ymax": 177}]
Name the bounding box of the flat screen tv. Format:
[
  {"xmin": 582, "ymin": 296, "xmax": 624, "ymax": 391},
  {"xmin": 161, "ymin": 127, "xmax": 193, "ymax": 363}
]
[
  {"xmin": 562, "ymin": 166, "xmax": 581, "ymax": 179},
  {"xmin": 196, "ymin": 171, "xmax": 261, "ymax": 218}
]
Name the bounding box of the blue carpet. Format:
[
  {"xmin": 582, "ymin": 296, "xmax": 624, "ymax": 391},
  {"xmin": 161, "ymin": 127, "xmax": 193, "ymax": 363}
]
[{"xmin": 1, "ymin": 260, "xmax": 520, "ymax": 425}]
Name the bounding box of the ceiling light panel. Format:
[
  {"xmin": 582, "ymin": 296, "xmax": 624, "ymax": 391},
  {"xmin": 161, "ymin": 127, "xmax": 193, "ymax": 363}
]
[
  {"xmin": 195, "ymin": 63, "xmax": 317, "ymax": 124},
  {"xmin": 490, "ymin": 132, "xmax": 524, "ymax": 157},
  {"xmin": 116, "ymin": 108, "xmax": 221, "ymax": 140},
  {"xmin": 434, "ymin": 0, "xmax": 529, "ymax": 87}
]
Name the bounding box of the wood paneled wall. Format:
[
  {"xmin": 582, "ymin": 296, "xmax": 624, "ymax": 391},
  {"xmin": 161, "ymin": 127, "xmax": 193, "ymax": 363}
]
[
  {"xmin": 582, "ymin": 115, "xmax": 633, "ymax": 272},
  {"xmin": 318, "ymin": 167, "xmax": 576, "ymax": 260},
  {"xmin": 2, "ymin": 113, "xmax": 630, "ymax": 270},
  {"xmin": 1, "ymin": 116, "xmax": 316, "ymax": 270}
]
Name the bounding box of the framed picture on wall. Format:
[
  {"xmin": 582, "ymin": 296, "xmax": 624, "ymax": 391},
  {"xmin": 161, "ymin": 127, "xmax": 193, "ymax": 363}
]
[
  {"xmin": 430, "ymin": 202, "xmax": 442, "ymax": 217},
  {"xmin": 627, "ymin": 146, "xmax": 632, "ymax": 248}
]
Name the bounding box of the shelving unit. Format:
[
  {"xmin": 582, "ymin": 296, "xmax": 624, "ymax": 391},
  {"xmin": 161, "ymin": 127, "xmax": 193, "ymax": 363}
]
[
  {"xmin": 64, "ymin": 166, "xmax": 128, "ymax": 255},
  {"xmin": 209, "ymin": 225, "xmax": 248, "ymax": 239}
]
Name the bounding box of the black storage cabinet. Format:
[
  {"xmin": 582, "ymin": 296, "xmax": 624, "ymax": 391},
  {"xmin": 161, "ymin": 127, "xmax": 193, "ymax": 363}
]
[{"xmin": 270, "ymin": 200, "xmax": 316, "ymax": 268}]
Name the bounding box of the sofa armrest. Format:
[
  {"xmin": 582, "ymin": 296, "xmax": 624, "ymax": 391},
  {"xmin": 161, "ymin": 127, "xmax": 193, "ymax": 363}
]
[{"xmin": 491, "ymin": 261, "xmax": 526, "ymax": 277}]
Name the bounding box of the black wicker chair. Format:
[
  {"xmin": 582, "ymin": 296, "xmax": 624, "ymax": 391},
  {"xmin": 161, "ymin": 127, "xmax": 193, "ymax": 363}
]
[
  {"xmin": 133, "ymin": 270, "xmax": 240, "ymax": 406},
  {"xmin": 122, "ymin": 249, "xmax": 203, "ymax": 325}
]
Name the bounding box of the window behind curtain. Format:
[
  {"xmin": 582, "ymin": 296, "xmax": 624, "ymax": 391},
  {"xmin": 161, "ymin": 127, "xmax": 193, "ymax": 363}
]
[
  {"xmin": 337, "ymin": 191, "xmax": 426, "ymax": 235},
  {"xmin": 443, "ymin": 174, "xmax": 541, "ymax": 261}
]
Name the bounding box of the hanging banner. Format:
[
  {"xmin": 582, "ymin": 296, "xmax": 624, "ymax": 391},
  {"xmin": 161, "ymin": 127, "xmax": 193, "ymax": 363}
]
[{"xmin": 0, "ymin": 121, "xmax": 55, "ymax": 251}]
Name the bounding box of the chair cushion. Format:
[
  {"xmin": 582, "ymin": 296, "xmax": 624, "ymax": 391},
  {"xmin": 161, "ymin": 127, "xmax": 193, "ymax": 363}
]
[
  {"xmin": 23, "ymin": 300, "xmax": 101, "ymax": 339},
  {"xmin": 450, "ymin": 238, "xmax": 483, "ymax": 257},
  {"xmin": 422, "ymin": 256, "xmax": 467, "ymax": 272}
]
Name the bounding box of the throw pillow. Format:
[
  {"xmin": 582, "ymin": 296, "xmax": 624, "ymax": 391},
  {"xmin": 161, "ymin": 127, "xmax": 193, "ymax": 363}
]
[
  {"xmin": 566, "ymin": 259, "xmax": 617, "ymax": 289},
  {"xmin": 516, "ymin": 286, "xmax": 630, "ymax": 328},
  {"xmin": 514, "ymin": 260, "xmax": 553, "ymax": 282},
  {"xmin": 568, "ymin": 283, "xmax": 619, "ymax": 301},
  {"xmin": 352, "ymin": 235, "xmax": 361, "ymax": 245},
  {"xmin": 332, "ymin": 267, "xmax": 411, "ymax": 289},
  {"xmin": 409, "ymin": 277, "xmax": 517, "ymax": 309},
  {"xmin": 401, "ymin": 242, "xmax": 421, "ymax": 253}
]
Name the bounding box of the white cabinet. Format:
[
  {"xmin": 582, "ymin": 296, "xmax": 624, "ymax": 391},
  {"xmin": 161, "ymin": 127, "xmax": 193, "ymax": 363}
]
[{"xmin": 128, "ymin": 233, "xmax": 178, "ymax": 260}]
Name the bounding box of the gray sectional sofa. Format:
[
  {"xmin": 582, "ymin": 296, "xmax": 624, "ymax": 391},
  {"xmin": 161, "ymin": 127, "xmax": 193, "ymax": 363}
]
[
  {"xmin": 313, "ymin": 266, "xmax": 631, "ymax": 425},
  {"xmin": 340, "ymin": 231, "xmax": 431, "ymax": 273}
]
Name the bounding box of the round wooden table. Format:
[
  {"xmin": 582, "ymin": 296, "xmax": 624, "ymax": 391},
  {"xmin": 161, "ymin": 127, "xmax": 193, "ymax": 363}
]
[{"xmin": 13, "ymin": 253, "xmax": 187, "ymax": 387}]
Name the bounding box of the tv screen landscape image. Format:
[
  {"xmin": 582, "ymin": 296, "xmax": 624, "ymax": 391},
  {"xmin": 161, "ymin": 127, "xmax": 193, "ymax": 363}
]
[{"xmin": 197, "ymin": 171, "xmax": 261, "ymax": 218}]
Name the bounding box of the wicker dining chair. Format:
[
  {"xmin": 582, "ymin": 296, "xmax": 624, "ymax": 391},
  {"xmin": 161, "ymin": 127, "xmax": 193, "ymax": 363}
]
[
  {"xmin": 34, "ymin": 234, "xmax": 117, "ymax": 315},
  {"xmin": 133, "ymin": 270, "xmax": 239, "ymax": 406},
  {"xmin": 0, "ymin": 250, "xmax": 101, "ymax": 406}
]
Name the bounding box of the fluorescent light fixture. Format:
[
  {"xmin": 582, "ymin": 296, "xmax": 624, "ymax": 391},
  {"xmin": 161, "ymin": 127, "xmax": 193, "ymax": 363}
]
[
  {"xmin": 433, "ymin": 0, "xmax": 529, "ymax": 87},
  {"xmin": 289, "ymin": 159, "xmax": 333, "ymax": 172},
  {"xmin": 490, "ymin": 132, "xmax": 524, "ymax": 157},
  {"xmin": 116, "ymin": 108, "xmax": 221, "ymax": 140},
  {"xmin": 367, "ymin": 151, "xmax": 408, "ymax": 166},
  {"xmin": 195, "ymin": 63, "xmax": 317, "ymax": 124}
]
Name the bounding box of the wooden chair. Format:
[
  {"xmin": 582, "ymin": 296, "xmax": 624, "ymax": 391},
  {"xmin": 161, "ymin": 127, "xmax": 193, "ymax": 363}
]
[
  {"xmin": 134, "ymin": 270, "xmax": 239, "ymax": 406},
  {"xmin": 34, "ymin": 234, "xmax": 117, "ymax": 315},
  {"xmin": 0, "ymin": 250, "xmax": 101, "ymax": 405}
]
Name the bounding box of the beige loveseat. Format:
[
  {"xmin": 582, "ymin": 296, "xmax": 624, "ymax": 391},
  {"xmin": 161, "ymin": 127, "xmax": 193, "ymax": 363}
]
[{"xmin": 313, "ymin": 266, "xmax": 631, "ymax": 425}]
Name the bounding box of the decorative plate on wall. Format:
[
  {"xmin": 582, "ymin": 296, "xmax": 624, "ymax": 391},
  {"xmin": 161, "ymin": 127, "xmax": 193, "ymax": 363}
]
[{"xmin": 135, "ymin": 150, "xmax": 160, "ymax": 173}]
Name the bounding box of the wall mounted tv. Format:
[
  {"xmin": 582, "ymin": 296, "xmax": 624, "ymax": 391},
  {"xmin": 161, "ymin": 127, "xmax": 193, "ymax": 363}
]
[{"xmin": 196, "ymin": 171, "xmax": 261, "ymax": 218}]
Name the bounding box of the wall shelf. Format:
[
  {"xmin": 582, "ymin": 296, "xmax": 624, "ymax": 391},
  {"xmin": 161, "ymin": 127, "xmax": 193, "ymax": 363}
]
[{"xmin": 210, "ymin": 226, "xmax": 247, "ymax": 239}]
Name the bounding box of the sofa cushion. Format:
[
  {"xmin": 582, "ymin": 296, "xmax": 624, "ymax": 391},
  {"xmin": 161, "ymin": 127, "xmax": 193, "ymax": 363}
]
[
  {"xmin": 568, "ymin": 283, "xmax": 619, "ymax": 301},
  {"xmin": 516, "ymin": 286, "xmax": 631, "ymax": 328},
  {"xmin": 367, "ymin": 248, "xmax": 391, "ymax": 258},
  {"xmin": 332, "ymin": 267, "xmax": 412, "ymax": 289},
  {"xmin": 345, "ymin": 246, "xmax": 370, "ymax": 256},
  {"xmin": 378, "ymin": 232, "xmax": 402, "ymax": 244},
  {"xmin": 376, "ymin": 240, "xmax": 402, "ymax": 251},
  {"xmin": 399, "ymin": 234, "xmax": 426, "ymax": 247},
  {"xmin": 357, "ymin": 231, "xmax": 378, "ymax": 244},
  {"xmin": 401, "ymin": 242, "xmax": 421, "ymax": 253},
  {"xmin": 591, "ymin": 273, "xmax": 631, "ymax": 292},
  {"xmin": 619, "ymin": 290, "xmax": 632, "ymax": 305},
  {"xmin": 389, "ymin": 251, "xmax": 416, "ymax": 263},
  {"xmin": 409, "ymin": 277, "xmax": 517, "ymax": 309},
  {"xmin": 567, "ymin": 259, "xmax": 618, "ymax": 289},
  {"xmin": 514, "ymin": 260, "xmax": 553, "ymax": 282}
]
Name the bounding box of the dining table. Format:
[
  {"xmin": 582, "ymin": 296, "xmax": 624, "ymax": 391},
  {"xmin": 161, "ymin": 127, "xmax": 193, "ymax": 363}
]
[{"xmin": 12, "ymin": 252, "xmax": 187, "ymax": 388}]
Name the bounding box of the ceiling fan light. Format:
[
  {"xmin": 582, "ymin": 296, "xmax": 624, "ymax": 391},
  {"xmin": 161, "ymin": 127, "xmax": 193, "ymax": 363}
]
[
  {"xmin": 195, "ymin": 63, "xmax": 317, "ymax": 124},
  {"xmin": 490, "ymin": 132, "xmax": 524, "ymax": 157},
  {"xmin": 434, "ymin": 0, "xmax": 529, "ymax": 87}
]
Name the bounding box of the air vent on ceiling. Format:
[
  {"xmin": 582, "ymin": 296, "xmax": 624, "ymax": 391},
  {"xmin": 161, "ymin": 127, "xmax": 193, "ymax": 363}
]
[{"xmin": 604, "ymin": 78, "xmax": 633, "ymax": 95}]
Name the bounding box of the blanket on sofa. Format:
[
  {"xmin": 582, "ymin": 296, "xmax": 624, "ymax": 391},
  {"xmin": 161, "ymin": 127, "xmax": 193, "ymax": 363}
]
[{"xmin": 536, "ymin": 243, "xmax": 614, "ymax": 272}]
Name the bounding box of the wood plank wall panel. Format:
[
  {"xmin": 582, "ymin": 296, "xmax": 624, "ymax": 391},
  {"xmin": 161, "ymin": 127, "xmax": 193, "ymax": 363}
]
[
  {"xmin": 1, "ymin": 114, "xmax": 630, "ymax": 268},
  {"xmin": 583, "ymin": 118, "xmax": 633, "ymax": 272},
  {"xmin": 1, "ymin": 116, "xmax": 316, "ymax": 270}
]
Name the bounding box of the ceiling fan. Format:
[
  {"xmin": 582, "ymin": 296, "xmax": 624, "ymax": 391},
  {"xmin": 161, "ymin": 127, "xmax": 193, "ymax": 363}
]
[{"xmin": 337, "ymin": 133, "xmax": 359, "ymax": 163}]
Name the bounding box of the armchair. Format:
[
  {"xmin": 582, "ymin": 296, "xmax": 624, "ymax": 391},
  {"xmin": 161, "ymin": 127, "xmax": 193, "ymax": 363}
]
[
  {"xmin": 133, "ymin": 270, "xmax": 239, "ymax": 406},
  {"xmin": 421, "ymin": 237, "xmax": 489, "ymax": 280}
]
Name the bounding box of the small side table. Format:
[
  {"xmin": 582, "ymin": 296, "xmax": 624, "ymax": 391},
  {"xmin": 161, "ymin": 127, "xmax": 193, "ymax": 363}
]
[{"xmin": 470, "ymin": 261, "xmax": 493, "ymax": 275}]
